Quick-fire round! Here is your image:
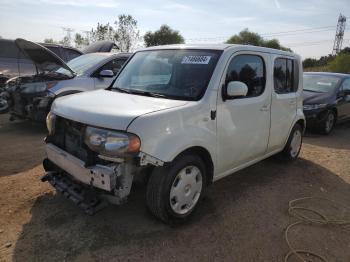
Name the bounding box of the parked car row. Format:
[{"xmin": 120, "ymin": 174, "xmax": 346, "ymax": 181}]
[
  {"xmin": 0, "ymin": 39, "xmax": 130, "ymax": 121},
  {"xmin": 1, "ymin": 41, "xmax": 349, "ymax": 224}
]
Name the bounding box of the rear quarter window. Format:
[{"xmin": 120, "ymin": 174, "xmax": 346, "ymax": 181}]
[{"xmin": 274, "ymin": 57, "xmax": 299, "ymax": 94}]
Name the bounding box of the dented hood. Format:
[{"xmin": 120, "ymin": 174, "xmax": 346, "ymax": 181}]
[
  {"xmin": 51, "ymin": 89, "xmax": 188, "ymax": 130},
  {"xmin": 15, "ymin": 38, "xmax": 75, "ymax": 77}
]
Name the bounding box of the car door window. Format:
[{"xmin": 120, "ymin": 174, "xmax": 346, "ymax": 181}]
[
  {"xmin": 341, "ymin": 78, "xmax": 350, "ymax": 91},
  {"xmin": 225, "ymin": 54, "xmax": 266, "ymax": 97},
  {"xmin": 98, "ymin": 58, "xmax": 126, "ymax": 76},
  {"xmin": 274, "ymin": 58, "xmax": 299, "ymax": 94}
]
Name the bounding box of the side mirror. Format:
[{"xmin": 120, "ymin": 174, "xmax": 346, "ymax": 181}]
[
  {"xmin": 224, "ymin": 81, "xmax": 248, "ymax": 100},
  {"xmin": 99, "ymin": 70, "xmax": 114, "ymax": 78}
]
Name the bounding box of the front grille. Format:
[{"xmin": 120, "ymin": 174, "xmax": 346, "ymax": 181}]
[{"xmin": 48, "ymin": 117, "xmax": 94, "ymax": 164}]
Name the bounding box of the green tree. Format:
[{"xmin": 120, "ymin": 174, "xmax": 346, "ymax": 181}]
[
  {"xmin": 43, "ymin": 38, "xmax": 56, "ymax": 44},
  {"xmin": 226, "ymin": 29, "xmax": 291, "ymax": 51},
  {"xmin": 74, "ymin": 33, "xmax": 89, "ymax": 48},
  {"xmin": 90, "ymin": 23, "xmax": 115, "ymax": 42},
  {"xmin": 59, "ymin": 36, "xmax": 70, "ymax": 46},
  {"xmin": 114, "ymin": 14, "xmax": 140, "ymax": 52},
  {"xmin": 144, "ymin": 25, "xmax": 184, "ymax": 47},
  {"xmin": 329, "ymin": 53, "xmax": 350, "ymax": 73}
]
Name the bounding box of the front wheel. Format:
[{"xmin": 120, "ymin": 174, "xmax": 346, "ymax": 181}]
[
  {"xmin": 320, "ymin": 110, "xmax": 336, "ymax": 135},
  {"xmin": 279, "ymin": 124, "xmax": 303, "ymax": 161},
  {"xmin": 146, "ymin": 154, "xmax": 207, "ymax": 224}
]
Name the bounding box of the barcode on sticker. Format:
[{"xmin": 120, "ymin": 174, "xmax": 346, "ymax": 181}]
[{"xmin": 181, "ymin": 56, "xmax": 211, "ymax": 64}]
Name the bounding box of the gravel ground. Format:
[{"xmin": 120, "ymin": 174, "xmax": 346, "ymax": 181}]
[{"xmin": 0, "ymin": 113, "xmax": 349, "ymax": 262}]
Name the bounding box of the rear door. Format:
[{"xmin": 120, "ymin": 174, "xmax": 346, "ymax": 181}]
[
  {"xmin": 93, "ymin": 58, "xmax": 127, "ymax": 89},
  {"xmin": 268, "ymin": 56, "xmax": 299, "ymax": 152},
  {"xmin": 337, "ymin": 78, "xmax": 350, "ymax": 121}
]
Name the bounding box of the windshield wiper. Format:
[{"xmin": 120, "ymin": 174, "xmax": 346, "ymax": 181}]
[
  {"xmin": 113, "ymin": 87, "xmax": 166, "ymax": 98},
  {"xmin": 113, "ymin": 87, "xmax": 132, "ymax": 94}
]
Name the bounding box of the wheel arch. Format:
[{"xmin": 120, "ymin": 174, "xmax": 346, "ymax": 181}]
[{"xmin": 174, "ymin": 146, "xmax": 214, "ymax": 185}]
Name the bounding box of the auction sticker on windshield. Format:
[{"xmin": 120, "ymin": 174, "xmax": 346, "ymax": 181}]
[{"xmin": 181, "ymin": 56, "xmax": 211, "ymax": 64}]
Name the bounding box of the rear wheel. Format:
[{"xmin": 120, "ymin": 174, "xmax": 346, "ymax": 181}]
[
  {"xmin": 146, "ymin": 154, "xmax": 206, "ymax": 224},
  {"xmin": 320, "ymin": 110, "xmax": 336, "ymax": 135},
  {"xmin": 279, "ymin": 124, "xmax": 303, "ymax": 161}
]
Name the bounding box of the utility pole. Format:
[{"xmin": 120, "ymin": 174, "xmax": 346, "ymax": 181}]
[
  {"xmin": 61, "ymin": 27, "xmax": 75, "ymax": 46},
  {"xmin": 332, "ymin": 14, "xmax": 346, "ymax": 55}
]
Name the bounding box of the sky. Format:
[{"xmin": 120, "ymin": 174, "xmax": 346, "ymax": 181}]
[{"xmin": 0, "ymin": 0, "xmax": 349, "ymax": 59}]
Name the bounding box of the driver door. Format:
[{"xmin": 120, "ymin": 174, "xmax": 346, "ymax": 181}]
[{"xmin": 216, "ymin": 52, "xmax": 271, "ymax": 175}]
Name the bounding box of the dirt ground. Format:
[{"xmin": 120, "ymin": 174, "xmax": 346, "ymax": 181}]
[{"xmin": 0, "ymin": 113, "xmax": 350, "ymax": 262}]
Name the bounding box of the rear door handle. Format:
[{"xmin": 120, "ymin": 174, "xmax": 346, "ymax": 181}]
[{"xmin": 289, "ymin": 100, "xmax": 296, "ymax": 105}]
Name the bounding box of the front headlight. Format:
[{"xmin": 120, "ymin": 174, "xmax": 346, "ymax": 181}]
[
  {"xmin": 46, "ymin": 111, "xmax": 56, "ymax": 135},
  {"xmin": 303, "ymin": 104, "xmax": 327, "ymax": 110},
  {"xmin": 84, "ymin": 126, "xmax": 141, "ymax": 158}
]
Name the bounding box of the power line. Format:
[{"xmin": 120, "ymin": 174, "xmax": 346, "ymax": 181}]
[{"xmin": 185, "ymin": 25, "xmax": 345, "ymax": 42}]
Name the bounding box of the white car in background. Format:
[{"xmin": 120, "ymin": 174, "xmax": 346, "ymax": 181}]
[
  {"xmin": 43, "ymin": 44, "xmax": 305, "ymax": 224},
  {"xmin": 0, "ymin": 39, "xmax": 130, "ymax": 121}
]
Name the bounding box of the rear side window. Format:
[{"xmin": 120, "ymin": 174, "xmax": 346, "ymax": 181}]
[
  {"xmin": 225, "ymin": 54, "xmax": 266, "ymax": 98},
  {"xmin": 274, "ymin": 58, "xmax": 299, "ymax": 94}
]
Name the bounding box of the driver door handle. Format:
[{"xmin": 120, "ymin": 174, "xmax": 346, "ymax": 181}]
[{"xmin": 260, "ymin": 104, "xmax": 270, "ymax": 112}]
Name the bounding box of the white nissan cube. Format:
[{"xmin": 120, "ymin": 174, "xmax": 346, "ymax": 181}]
[{"xmin": 43, "ymin": 44, "xmax": 305, "ymax": 223}]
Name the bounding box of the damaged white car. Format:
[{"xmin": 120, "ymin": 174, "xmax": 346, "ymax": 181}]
[
  {"xmin": 0, "ymin": 39, "xmax": 130, "ymax": 121},
  {"xmin": 42, "ymin": 44, "xmax": 305, "ymax": 223}
]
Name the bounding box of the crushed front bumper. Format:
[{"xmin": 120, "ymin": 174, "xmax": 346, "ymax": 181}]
[
  {"xmin": 43, "ymin": 143, "xmax": 136, "ymax": 214},
  {"xmin": 45, "ymin": 143, "xmax": 117, "ymax": 191}
]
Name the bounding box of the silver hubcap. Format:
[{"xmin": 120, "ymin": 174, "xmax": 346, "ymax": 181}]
[
  {"xmin": 169, "ymin": 166, "xmax": 203, "ymax": 215},
  {"xmin": 290, "ymin": 129, "xmax": 302, "ymax": 158},
  {"xmin": 325, "ymin": 113, "xmax": 335, "ymax": 132}
]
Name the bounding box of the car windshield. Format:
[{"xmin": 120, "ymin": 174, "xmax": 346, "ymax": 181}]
[
  {"xmin": 112, "ymin": 49, "xmax": 222, "ymax": 100},
  {"xmin": 303, "ymin": 74, "xmax": 341, "ymax": 93},
  {"xmin": 56, "ymin": 53, "xmax": 108, "ymax": 76}
]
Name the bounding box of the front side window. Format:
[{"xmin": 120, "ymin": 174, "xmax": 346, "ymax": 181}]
[
  {"xmin": 225, "ymin": 54, "xmax": 266, "ymax": 98},
  {"xmin": 112, "ymin": 49, "xmax": 222, "ymax": 101},
  {"xmin": 98, "ymin": 58, "xmax": 127, "ymax": 75},
  {"xmin": 274, "ymin": 58, "xmax": 298, "ymax": 94},
  {"xmin": 341, "ymin": 78, "xmax": 350, "ymax": 91}
]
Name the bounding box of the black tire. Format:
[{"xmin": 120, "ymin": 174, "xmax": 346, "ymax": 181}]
[
  {"xmin": 279, "ymin": 124, "xmax": 303, "ymax": 161},
  {"xmin": 320, "ymin": 110, "xmax": 336, "ymax": 135},
  {"xmin": 146, "ymin": 154, "xmax": 207, "ymax": 224}
]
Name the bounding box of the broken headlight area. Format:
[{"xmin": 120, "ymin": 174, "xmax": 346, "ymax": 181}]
[
  {"xmin": 84, "ymin": 126, "xmax": 141, "ymax": 160},
  {"xmin": 43, "ymin": 117, "xmax": 144, "ymax": 213}
]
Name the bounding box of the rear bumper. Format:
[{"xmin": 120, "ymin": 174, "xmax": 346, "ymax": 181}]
[{"xmin": 45, "ymin": 143, "xmax": 117, "ymax": 191}]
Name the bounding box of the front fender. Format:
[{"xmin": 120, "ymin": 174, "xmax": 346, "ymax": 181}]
[{"xmin": 127, "ymin": 103, "xmax": 217, "ymax": 165}]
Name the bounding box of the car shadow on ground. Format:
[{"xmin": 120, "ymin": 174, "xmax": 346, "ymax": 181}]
[
  {"xmin": 0, "ymin": 115, "xmax": 46, "ymax": 177},
  {"xmin": 304, "ymin": 121, "xmax": 350, "ymax": 150},
  {"xmin": 12, "ymin": 157, "xmax": 350, "ymax": 262}
]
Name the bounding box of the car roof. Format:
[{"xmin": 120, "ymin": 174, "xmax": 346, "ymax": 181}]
[
  {"xmin": 137, "ymin": 44, "xmax": 297, "ymax": 57},
  {"xmin": 304, "ymin": 72, "xmax": 350, "ymax": 78}
]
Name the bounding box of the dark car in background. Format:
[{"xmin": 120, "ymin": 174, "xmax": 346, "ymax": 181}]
[{"xmin": 303, "ymin": 72, "xmax": 350, "ymax": 134}]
